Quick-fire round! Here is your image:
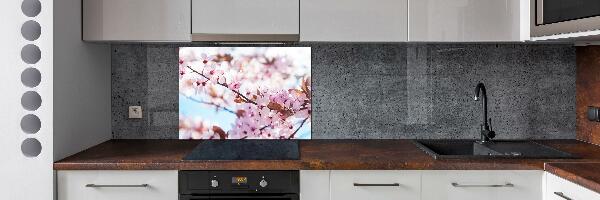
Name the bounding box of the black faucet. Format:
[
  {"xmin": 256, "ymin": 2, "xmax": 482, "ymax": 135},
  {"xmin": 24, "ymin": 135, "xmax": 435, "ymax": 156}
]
[{"xmin": 474, "ymin": 83, "xmax": 495, "ymax": 143}]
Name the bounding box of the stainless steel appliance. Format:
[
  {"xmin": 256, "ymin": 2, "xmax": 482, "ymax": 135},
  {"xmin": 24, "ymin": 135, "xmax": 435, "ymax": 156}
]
[
  {"xmin": 532, "ymin": 0, "xmax": 600, "ymax": 37},
  {"xmin": 179, "ymin": 171, "xmax": 299, "ymax": 200}
]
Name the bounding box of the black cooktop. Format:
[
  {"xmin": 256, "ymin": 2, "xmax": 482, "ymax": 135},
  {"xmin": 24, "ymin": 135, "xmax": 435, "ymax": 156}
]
[{"xmin": 183, "ymin": 140, "xmax": 300, "ymax": 160}]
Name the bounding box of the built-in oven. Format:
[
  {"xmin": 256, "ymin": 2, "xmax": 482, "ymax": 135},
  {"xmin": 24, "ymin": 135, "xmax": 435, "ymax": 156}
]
[
  {"xmin": 532, "ymin": 0, "xmax": 600, "ymax": 37},
  {"xmin": 179, "ymin": 171, "xmax": 299, "ymax": 200}
]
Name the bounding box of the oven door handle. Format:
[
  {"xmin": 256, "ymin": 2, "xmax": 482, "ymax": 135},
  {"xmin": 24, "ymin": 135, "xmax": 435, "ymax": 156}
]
[
  {"xmin": 354, "ymin": 183, "xmax": 400, "ymax": 187},
  {"xmin": 536, "ymin": 0, "xmax": 544, "ymax": 25},
  {"xmin": 180, "ymin": 194, "xmax": 299, "ymax": 200},
  {"xmin": 210, "ymin": 196, "xmax": 296, "ymax": 199}
]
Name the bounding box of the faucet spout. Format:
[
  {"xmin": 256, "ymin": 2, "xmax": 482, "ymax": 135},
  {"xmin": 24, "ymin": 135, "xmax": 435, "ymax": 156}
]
[{"xmin": 474, "ymin": 83, "xmax": 495, "ymax": 142}]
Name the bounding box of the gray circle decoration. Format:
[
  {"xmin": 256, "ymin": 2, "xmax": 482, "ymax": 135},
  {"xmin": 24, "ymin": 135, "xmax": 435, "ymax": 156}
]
[
  {"xmin": 21, "ymin": 68, "xmax": 41, "ymax": 88},
  {"xmin": 21, "ymin": 0, "xmax": 41, "ymax": 17},
  {"xmin": 21, "ymin": 138, "xmax": 42, "ymax": 157},
  {"xmin": 21, "ymin": 114, "xmax": 41, "ymax": 134},
  {"xmin": 21, "ymin": 91, "xmax": 42, "ymax": 111},
  {"xmin": 21, "ymin": 20, "xmax": 41, "ymax": 41},
  {"xmin": 21, "ymin": 44, "xmax": 41, "ymax": 64}
]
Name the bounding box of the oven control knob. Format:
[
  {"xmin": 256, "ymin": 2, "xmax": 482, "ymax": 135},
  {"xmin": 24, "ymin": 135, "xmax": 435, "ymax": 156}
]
[
  {"xmin": 259, "ymin": 179, "xmax": 268, "ymax": 188},
  {"xmin": 210, "ymin": 179, "xmax": 219, "ymax": 188}
]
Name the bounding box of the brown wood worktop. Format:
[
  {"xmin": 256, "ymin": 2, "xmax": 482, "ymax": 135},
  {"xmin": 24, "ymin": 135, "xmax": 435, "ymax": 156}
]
[
  {"xmin": 545, "ymin": 162, "xmax": 600, "ymax": 194},
  {"xmin": 54, "ymin": 139, "xmax": 600, "ymax": 171}
]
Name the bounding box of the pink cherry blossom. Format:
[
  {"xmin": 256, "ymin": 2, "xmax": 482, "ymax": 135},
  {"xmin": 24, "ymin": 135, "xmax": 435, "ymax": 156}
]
[
  {"xmin": 231, "ymin": 82, "xmax": 241, "ymax": 90},
  {"xmin": 199, "ymin": 53, "xmax": 213, "ymax": 65}
]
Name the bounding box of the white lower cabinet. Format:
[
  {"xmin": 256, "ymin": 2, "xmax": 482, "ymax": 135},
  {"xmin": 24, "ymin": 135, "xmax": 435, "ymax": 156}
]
[
  {"xmin": 422, "ymin": 170, "xmax": 543, "ymax": 200},
  {"xmin": 57, "ymin": 170, "xmax": 600, "ymax": 200},
  {"xmin": 545, "ymin": 172, "xmax": 600, "ymax": 200},
  {"xmin": 300, "ymin": 170, "xmax": 331, "ymax": 200},
  {"xmin": 300, "ymin": 170, "xmax": 548, "ymax": 200},
  {"xmin": 57, "ymin": 170, "xmax": 178, "ymax": 200},
  {"xmin": 330, "ymin": 170, "xmax": 421, "ymax": 200}
]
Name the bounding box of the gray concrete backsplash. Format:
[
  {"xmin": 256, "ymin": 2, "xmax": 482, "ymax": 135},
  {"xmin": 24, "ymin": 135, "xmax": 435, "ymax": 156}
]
[{"xmin": 111, "ymin": 43, "xmax": 576, "ymax": 139}]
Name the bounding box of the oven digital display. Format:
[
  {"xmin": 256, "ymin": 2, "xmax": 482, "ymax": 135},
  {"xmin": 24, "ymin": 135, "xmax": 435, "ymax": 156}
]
[{"xmin": 232, "ymin": 177, "xmax": 248, "ymax": 185}]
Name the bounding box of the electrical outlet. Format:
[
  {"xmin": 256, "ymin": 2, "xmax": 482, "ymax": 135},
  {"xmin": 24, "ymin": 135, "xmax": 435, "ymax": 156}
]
[{"xmin": 128, "ymin": 106, "xmax": 143, "ymax": 119}]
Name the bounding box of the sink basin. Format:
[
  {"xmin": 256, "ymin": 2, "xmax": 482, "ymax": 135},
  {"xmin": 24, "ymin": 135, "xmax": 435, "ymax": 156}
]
[{"xmin": 413, "ymin": 140, "xmax": 576, "ymax": 160}]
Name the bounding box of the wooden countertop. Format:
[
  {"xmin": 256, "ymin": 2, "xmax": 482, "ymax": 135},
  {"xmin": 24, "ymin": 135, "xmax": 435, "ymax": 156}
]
[
  {"xmin": 54, "ymin": 139, "xmax": 600, "ymax": 194},
  {"xmin": 54, "ymin": 139, "xmax": 600, "ymax": 170},
  {"xmin": 545, "ymin": 162, "xmax": 600, "ymax": 194}
]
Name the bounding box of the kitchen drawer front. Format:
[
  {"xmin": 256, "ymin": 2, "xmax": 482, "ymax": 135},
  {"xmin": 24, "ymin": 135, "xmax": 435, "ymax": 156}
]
[
  {"xmin": 546, "ymin": 172, "xmax": 600, "ymax": 200},
  {"xmin": 330, "ymin": 170, "xmax": 421, "ymax": 200},
  {"xmin": 300, "ymin": 170, "xmax": 330, "ymax": 200},
  {"xmin": 422, "ymin": 170, "xmax": 543, "ymax": 200},
  {"xmin": 57, "ymin": 170, "xmax": 178, "ymax": 200}
]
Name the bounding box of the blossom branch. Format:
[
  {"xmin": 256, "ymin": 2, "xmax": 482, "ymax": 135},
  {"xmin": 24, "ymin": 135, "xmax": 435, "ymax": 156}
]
[
  {"xmin": 259, "ymin": 125, "xmax": 270, "ymax": 131},
  {"xmin": 289, "ymin": 117, "xmax": 309, "ymax": 139},
  {"xmin": 183, "ymin": 95, "xmax": 236, "ymax": 114},
  {"xmin": 186, "ymin": 66, "xmax": 257, "ymax": 105}
]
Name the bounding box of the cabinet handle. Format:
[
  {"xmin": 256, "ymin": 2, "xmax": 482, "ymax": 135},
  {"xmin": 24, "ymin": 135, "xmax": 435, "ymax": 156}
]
[
  {"xmin": 451, "ymin": 182, "xmax": 514, "ymax": 188},
  {"xmin": 85, "ymin": 184, "xmax": 149, "ymax": 188},
  {"xmin": 353, "ymin": 183, "xmax": 400, "ymax": 187},
  {"xmin": 553, "ymin": 192, "xmax": 573, "ymax": 200}
]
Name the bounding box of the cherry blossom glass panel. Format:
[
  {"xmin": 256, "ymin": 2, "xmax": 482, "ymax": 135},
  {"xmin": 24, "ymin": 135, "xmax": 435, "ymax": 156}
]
[{"xmin": 179, "ymin": 47, "xmax": 311, "ymax": 139}]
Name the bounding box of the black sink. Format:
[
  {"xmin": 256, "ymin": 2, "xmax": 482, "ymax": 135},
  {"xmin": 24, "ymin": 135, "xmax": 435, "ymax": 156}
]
[{"xmin": 413, "ymin": 140, "xmax": 576, "ymax": 160}]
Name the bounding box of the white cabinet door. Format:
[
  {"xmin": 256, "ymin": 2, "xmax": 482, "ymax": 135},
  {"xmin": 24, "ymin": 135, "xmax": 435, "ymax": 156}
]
[
  {"xmin": 191, "ymin": 0, "xmax": 299, "ymax": 40},
  {"xmin": 300, "ymin": 0, "xmax": 408, "ymax": 42},
  {"xmin": 422, "ymin": 170, "xmax": 543, "ymax": 200},
  {"xmin": 330, "ymin": 170, "xmax": 420, "ymax": 200},
  {"xmin": 300, "ymin": 170, "xmax": 330, "ymax": 200},
  {"xmin": 409, "ymin": 0, "xmax": 529, "ymax": 42},
  {"xmin": 545, "ymin": 172, "xmax": 600, "ymax": 200},
  {"xmin": 82, "ymin": 0, "xmax": 191, "ymax": 41},
  {"xmin": 57, "ymin": 170, "xmax": 178, "ymax": 200}
]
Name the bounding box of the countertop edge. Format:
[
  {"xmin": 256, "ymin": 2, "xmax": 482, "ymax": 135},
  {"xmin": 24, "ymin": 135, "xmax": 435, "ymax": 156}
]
[
  {"xmin": 52, "ymin": 139, "xmax": 600, "ymax": 193},
  {"xmin": 545, "ymin": 162, "xmax": 600, "ymax": 194}
]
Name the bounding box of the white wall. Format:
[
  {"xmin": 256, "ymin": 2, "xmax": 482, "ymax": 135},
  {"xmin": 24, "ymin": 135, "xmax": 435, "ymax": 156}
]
[
  {"xmin": 0, "ymin": 0, "xmax": 110, "ymax": 198},
  {"xmin": 0, "ymin": 0, "xmax": 54, "ymax": 199},
  {"xmin": 53, "ymin": 0, "xmax": 111, "ymax": 161}
]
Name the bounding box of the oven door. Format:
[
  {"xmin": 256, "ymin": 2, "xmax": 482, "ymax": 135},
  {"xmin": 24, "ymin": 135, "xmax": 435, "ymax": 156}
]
[
  {"xmin": 180, "ymin": 194, "xmax": 299, "ymax": 200},
  {"xmin": 537, "ymin": 0, "xmax": 600, "ymax": 25},
  {"xmin": 533, "ymin": 0, "xmax": 600, "ymax": 37}
]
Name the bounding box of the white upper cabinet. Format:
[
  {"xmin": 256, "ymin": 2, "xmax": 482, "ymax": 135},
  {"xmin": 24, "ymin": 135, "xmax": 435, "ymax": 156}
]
[
  {"xmin": 191, "ymin": 0, "xmax": 299, "ymax": 41},
  {"xmin": 300, "ymin": 0, "xmax": 408, "ymax": 42},
  {"xmin": 82, "ymin": 0, "xmax": 191, "ymax": 42},
  {"xmin": 409, "ymin": 0, "xmax": 530, "ymax": 42},
  {"xmin": 81, "ymin": 0, "xmax": 532, "ymax": 42}
]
